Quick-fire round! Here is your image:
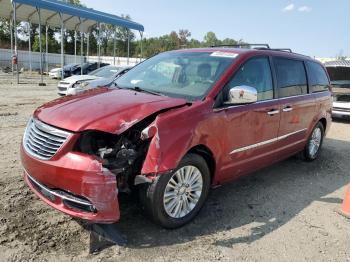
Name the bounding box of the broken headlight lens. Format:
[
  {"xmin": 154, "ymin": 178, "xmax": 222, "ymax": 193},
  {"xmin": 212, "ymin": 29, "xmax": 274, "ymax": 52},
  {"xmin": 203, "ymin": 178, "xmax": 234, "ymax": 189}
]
[
  {"xmin": 74, "ymin": 130, "xmax": 140, "ymax": 172},
  {"xmin": 140, "ymin": 125, "xmax": 157, "ymax": 140}
]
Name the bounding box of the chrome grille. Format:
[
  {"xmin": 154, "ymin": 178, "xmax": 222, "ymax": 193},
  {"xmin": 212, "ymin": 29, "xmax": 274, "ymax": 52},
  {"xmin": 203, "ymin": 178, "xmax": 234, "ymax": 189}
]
[{"xmin": 23, "ymin": 118, "xmax": 71, "ymax": 160}]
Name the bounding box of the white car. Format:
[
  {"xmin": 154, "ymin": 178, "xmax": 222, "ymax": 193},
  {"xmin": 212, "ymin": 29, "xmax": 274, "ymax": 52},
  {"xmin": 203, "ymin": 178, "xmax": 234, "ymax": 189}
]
[
  {"xmin": 325, "ymin": 60, "xmax": 350, "ymax": 119},
  {"xmin": 59, "ymin": 66, "xmax": 131, "ymax": 96},
  {"xmin": 49, "ymin": 63, "xmax": 79, "ymax": 79},
  {"xmin": 49, "ymin": 68, "xmax": 62, "ymax": 79},
  {"xmin": 58, "ymin": 74, "xmax": 100, "ymax": 95}
]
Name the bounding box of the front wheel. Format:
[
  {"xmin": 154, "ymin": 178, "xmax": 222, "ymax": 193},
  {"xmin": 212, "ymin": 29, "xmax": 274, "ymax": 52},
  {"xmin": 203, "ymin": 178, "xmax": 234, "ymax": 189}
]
[
  {"xmin": 139, "ymin": 153, "xmax": 210, "ymax": 229},
  {"xmin": 303, "ymin": 122, "xmax": 325, "ymax": 161}
]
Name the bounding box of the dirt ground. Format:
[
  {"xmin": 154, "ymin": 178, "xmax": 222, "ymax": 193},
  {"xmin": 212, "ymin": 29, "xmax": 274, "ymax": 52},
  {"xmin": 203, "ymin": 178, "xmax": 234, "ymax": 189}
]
[{"xmin": 0, "ymin": 72, "xmax": 349, "ymax": 262}]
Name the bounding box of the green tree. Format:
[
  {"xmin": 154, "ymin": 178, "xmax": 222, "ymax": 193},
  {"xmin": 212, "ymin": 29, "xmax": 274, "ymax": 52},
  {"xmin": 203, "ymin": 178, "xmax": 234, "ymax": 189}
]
[
  {"xmin": 0, "ymin": 19, "xmax": 11, "ymax": 48},
  {"xmin": 169, "ymin": 31, "xmax": 180, "ymax": 49},
  {"xmin": 178, "ymin": 29, "xmax": 191, "ymax": 47},
  {"xmin": 188, "ymin": 38, "xmax": 201, "ymax": 48},
  {"xmin": 32, "ymin": 34, "xmax": 59, "ymax": 53},
  {"xmin": 203, "ymin": 31, "xmax": 218, "ymax": 47},
  {"xmin": 221, "ymin": 38, "xmax": 238, "ymax": 46},
  {"xmin": 115, "ymin": 14, "xmax": 136, "ymax": 56},
  {"xmin": 336, "ymin": 50, "xmax": 347, "ymax": 61}
]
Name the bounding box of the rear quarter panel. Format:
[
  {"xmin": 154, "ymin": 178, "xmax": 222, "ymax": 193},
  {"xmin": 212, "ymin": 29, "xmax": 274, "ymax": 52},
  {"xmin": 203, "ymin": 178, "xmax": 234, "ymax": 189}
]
[{"xmin": 313, "ymin": 91, "xmax": 332, "ymax": 134}]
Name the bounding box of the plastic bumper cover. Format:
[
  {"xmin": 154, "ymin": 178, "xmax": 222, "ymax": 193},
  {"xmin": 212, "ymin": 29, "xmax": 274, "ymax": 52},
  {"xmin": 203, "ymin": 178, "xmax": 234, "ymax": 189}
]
[{"xmin": 21, "ymin": 144, "xmax": 120, "ymax": 223}]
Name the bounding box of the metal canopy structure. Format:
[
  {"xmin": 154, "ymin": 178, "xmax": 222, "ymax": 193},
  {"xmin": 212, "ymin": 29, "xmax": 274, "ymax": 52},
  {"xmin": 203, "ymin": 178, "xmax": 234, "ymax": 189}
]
[
  {"xmin": 324, "ymin": 60, "xmax": 350, "ymax": 68},
  {"xmin": 0, "ymin": 0, "xmax": 144, "ymax": 32},
  {"xmin": 0, "ymin": 0, "xmax": 144, "ymax": 84}
]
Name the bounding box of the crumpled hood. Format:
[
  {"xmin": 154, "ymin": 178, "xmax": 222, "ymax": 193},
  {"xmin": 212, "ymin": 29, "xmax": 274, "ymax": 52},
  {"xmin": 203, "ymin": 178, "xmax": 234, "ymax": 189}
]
[{"xmin": 34, "ymin": 88, "xmax": 187, "ymax": 134}]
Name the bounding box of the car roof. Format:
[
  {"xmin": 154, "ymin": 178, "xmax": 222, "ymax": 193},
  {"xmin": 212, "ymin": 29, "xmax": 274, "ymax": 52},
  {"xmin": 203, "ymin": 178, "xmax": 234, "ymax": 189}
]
[
  {"xmin": 64, "ymin": 63, "xmax": 79, "ymax": 68},
  {"xmin": 169, "ymin": 47, "xmax": 317, "ymax": 63}
]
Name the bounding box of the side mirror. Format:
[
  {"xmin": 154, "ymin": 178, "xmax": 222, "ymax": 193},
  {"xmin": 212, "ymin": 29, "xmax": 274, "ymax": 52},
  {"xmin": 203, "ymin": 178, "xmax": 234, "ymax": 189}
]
[{"xmin": 224, "ymin": 85, "xmax": 258, "ymax": 105}]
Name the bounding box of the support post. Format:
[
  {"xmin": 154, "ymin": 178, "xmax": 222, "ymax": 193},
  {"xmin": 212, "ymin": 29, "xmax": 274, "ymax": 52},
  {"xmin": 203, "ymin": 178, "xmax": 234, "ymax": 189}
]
[
  {"xmin": 45, "ymin": 24, "xmax": 48, "ymax": 73},
  {"xmin": 80, "ymin": 32, "xmax": 83, "ymax": 75},
  {"xmin": 97, "ymin": 23, "xmax": 101, "ymax": 68},
  {"xmin": 127, "ymin": 30, "xmax": 130, "ymax": 65},
  {"xmin": 13, "ymin": 2, "xmax": 19, "ymax": 83},
  {"xmin": 28, "ymin": 22, "xmax": 32, "ymax": 73},
  {"xmin": 37, "ymin": 8, "xmax": 45, "ymax": 86},
  {"xmin": 113, "ymin": 26, "xmax": 116, "ymax": 65},
  {"xmin": 74, "ymin": 30, "xmax": 77, "ymax": 63},
  {"xmin": 59, "ymin": 13, "xmax": 64, "ymax": 79},
  {"xmin": 10, "ymin": 16, "xmax": 14, "ymax": 75},
  {"xmin": 86, "ymin": 32, "xmax": 89, "ymax": 62},
  {"xmin": 139, "ymin": 31, "xmax": 143, "ymax": 63}
]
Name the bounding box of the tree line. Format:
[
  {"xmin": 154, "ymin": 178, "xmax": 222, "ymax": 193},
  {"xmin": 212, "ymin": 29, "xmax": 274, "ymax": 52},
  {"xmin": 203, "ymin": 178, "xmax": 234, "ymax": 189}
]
[{"xmin": 0, "ymin": 0, "xmax": 244, "ymax": 58}]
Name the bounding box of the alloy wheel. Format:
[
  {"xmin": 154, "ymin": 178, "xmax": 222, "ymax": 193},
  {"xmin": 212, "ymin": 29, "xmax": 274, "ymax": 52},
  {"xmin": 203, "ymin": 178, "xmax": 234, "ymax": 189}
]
[
  {"xmin": 163, "ymin": 165, "xmax": 203, "ymax": 218},
  {"xmin": 309, "ymin": 127, "xmax": 322, "ymax": 158}
]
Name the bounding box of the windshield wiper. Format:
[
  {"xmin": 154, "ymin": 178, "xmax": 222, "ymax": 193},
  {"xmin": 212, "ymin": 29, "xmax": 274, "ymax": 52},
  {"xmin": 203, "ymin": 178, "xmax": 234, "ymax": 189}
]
[{"xmin": 124, "ymin": 86, "xmax": 163, "ymax": 96}]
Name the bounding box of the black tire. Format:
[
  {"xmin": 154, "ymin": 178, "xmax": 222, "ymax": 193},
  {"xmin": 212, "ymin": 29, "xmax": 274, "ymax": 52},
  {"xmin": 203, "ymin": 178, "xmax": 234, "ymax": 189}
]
[
  {"xmin": 303, "ymin": 122, "xmax": 325, "ymax": 161},
  {"xmin": 139, "ymin": 153, "xmax": 211, "ymax": 229}
]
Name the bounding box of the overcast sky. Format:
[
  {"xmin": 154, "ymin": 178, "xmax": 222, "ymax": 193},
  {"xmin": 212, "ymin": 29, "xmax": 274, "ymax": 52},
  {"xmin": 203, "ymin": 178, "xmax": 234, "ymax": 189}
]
[{"xmin": 82, "ymin": 0, "xmax": 349, "ymax": 58}]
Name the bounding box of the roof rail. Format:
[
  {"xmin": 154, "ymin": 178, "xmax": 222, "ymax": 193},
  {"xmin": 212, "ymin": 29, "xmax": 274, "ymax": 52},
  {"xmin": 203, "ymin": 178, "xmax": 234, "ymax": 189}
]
[
  {"xmin": 211, "ymin": 44, "xmax": 270, "ymax": 49},
  {"xmin": 211, "ymin": 44, "xmax": 293, "ymax": 53},
  {"xmin": 255, "ymin": 47, "xmax": 293, "ymax": 53}
]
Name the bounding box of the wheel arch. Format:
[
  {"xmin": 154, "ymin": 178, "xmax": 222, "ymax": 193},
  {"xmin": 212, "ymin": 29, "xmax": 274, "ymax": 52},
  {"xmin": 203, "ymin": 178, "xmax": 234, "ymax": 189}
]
[
  {"xmin": 319, "ymin": 117, "xmax": 327, "ymax": 132},
  {"xmin": 187, "ymin": 144, "xmax": 216, "ymax": 183}
]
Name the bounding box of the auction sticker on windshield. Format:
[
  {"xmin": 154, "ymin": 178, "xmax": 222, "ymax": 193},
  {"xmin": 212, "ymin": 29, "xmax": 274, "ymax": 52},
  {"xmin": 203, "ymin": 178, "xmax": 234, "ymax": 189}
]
[{"xmin": 210, "ymin": 51, "xmax": 238, "ymax": 58}]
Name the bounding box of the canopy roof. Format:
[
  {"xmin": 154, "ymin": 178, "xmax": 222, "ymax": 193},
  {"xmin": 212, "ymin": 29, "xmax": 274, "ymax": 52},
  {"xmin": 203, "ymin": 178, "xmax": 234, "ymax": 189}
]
[
  {"xmin": 0, "ymin": 0, "xmax": 144, "ymax": 32},
  {"xmin": 324, "ymin": 60, "xmax": 350, "ymax": 68}
]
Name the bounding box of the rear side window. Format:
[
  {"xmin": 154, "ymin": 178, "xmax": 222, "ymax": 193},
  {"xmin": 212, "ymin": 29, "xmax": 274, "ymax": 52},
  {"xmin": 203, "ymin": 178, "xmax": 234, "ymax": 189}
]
[
  {"xmin": 274, "ymin": 58, "xmax": 307, "ymax": 98},
  {"xmin": 226, "ymin": 57, "xmax": 274, "ymax": 101},
  {"xmin": 307, "ymin": 61, "xmax": 330, "ymax": 92}
]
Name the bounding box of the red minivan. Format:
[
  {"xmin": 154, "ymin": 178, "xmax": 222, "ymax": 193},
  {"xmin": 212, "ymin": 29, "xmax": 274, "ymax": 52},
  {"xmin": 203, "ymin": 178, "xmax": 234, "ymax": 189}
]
[{"xmin": 21, "ymin": 46, "xmax": 332, "ymax": 228}]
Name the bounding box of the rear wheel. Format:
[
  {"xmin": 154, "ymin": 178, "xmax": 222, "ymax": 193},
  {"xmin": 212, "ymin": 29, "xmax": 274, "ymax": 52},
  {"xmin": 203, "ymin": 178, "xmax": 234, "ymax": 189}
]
[
  {"xmin": 139, "ymin": 153, "xmax": 210, "ymax": 228},
  {"xmin": 303, "ymin": 122, "xmax": 325, "ymax": 161}
]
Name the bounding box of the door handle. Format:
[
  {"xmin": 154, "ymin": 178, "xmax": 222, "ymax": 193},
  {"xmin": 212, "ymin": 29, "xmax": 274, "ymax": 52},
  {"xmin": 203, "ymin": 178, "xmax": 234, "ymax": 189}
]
[
  {"xmin": 283, "ymin": 106, "xmax": 293, "ymax": 112},
  {"xmin": 267, "ymin": 109, "xmax": 280, "ymax": 116}
]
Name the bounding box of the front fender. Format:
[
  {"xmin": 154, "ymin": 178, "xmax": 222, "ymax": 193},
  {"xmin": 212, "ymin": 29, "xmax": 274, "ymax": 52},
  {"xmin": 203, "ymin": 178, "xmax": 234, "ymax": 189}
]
[
  {"xmin": 140, "ymin": 119, "xmax": 193, "ymax": 174},
  {"xmin": 140, "ymin": 102, "xmax": 223, "ymax": 177}
]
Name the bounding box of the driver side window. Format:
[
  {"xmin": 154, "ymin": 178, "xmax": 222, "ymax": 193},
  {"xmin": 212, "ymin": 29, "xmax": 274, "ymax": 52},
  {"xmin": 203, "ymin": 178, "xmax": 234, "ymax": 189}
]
[{"xmin": 225, "ymin": 57, "xmax": 274, "ymax": 101}]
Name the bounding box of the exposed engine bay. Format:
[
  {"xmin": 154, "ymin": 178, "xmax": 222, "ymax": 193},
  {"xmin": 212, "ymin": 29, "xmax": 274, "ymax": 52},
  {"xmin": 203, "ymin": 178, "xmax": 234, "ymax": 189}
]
[{"xmin": 74, "ymin": 119, "xmax": 154, "ymax": 193}]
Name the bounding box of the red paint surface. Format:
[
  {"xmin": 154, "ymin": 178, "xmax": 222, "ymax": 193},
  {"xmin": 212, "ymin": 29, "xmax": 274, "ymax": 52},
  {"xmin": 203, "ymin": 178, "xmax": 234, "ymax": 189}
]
[
  {"xmin": 21, "ymin": 138, "xmax": 120, "ymax": 223},
  {"xmin": 21, "ymin": 48, "xmax": 332, "ymax": 223},
  {"xmin": 34, "ymin": 87, "xmax": 187, "ymax": 134}
]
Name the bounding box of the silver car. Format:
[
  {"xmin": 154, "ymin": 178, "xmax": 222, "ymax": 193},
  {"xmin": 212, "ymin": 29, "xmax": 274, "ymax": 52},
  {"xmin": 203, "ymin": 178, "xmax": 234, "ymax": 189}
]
[{"xmin": 65, "ymin": 66, "xmax": 131, "ymax": 95}]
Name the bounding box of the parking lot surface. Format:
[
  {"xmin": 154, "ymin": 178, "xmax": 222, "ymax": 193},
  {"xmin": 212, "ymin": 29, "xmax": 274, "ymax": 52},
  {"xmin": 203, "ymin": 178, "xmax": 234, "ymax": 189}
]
[{"xmin": 0, "ymin": 73, "xmax": 349, "ymax": 262}]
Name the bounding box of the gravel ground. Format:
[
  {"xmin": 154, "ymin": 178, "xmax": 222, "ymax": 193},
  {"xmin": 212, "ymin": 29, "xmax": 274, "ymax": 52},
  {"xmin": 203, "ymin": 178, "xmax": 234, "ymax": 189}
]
[{"xmin": 0, "ymin": 72, "xmax": 349, "ymax": 262}]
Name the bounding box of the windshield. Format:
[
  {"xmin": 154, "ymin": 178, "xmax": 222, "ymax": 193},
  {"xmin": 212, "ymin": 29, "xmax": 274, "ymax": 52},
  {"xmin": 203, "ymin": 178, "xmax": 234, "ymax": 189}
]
[
  {"xmin": 90, "ymin": 66, "xmax": 121, "ymax": 78},
  {"xmin": 63, "ymin": 63, "xmax": 79, "ymax": 70},
  {"xmin": 115, "ymin": 51, "xmax": 237, "ymax": 100},
  {"xmin": 81, "ymin": 63, "xmax": 93, "ymax": 69}
]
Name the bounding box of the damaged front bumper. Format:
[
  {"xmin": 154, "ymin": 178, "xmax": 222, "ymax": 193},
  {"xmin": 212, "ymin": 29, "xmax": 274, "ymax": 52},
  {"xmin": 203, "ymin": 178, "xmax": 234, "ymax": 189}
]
[{"xmin": 21, "ymin": 145, "xmax": 120, "ymax": 223}]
